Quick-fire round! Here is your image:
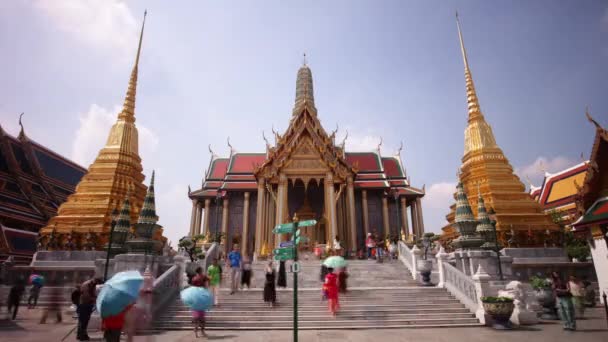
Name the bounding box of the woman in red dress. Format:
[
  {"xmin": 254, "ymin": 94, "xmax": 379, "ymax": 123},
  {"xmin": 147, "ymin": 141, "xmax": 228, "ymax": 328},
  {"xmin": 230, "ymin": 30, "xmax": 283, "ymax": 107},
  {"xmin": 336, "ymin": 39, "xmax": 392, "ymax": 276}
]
[{"xmin": 324, "ymin": 267, "xmax": 339, "ymax": 317}]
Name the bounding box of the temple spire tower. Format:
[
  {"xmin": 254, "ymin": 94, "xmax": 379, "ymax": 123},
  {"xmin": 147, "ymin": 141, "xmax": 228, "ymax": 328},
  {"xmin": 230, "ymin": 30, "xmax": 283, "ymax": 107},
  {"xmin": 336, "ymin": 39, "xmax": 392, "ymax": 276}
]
[
  {"xmin": 451, "ymin": 13, "xmax": 557, "ymax": 246},
  {"xmin": 39, "ymin": 11, "xmax": 159, "ymax": 248}
]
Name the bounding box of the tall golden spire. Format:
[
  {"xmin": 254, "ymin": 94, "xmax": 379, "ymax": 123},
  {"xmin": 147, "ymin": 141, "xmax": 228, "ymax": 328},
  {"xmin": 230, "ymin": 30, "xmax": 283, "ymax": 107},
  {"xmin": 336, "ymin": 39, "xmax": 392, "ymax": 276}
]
[
  {"xmin": 118, "ymin": 10, "xmax": 146, "ymax": 123},
  {"xmin": 293, "ymin": 53, "xmax": 317, "ymax": 116},
  {"xmin": 39, "ymin": 11, "xmax": 159, "ymax": 248},
  {"xmin": 455, "ymin": 12, "xmax": 498, "ymax": 156},
  {"xmin": 443, "ymin": 13, "xmax": 559, "ymax": 247}
]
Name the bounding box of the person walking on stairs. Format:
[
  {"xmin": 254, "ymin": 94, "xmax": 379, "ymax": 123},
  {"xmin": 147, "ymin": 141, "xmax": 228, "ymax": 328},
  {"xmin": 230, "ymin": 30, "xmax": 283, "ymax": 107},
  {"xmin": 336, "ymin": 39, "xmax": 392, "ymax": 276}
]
[
  {"xmin": 241, "ymin": 256, "xmax": 252, "ymax": 290},
  {"xmin": 227, "ymin": 244, "xmax": 242, "ymax": 295},
  {"xmin": 7, "ymin": 278, "xmax": 25, "ymax": 320},
  {"xmin": 277, "ymin": 260, "xmax": 287, "ymax": 288},
  {"xmin": 568, "ymin": 275, "xmax": 586, "ymax": 318},
  {"xmin": 365, "ymin": 233, "xmax": 375, "ymax": 259},
  {"xmin": 27, "ymin": 282, "xmax": 42, "ymax": 309},
  {"xmin": 263, "ymin": 261, "xmax": 277, "ymax": 308},
  {"xmin": 338, "ymin": 268, "xmax": 348, "ymax": 294},
  {"xmin": 207, "ymin": 258, "xmax": 221, "ymax": 306},
  {"xmin": 324, "ymin": 268, "xmax": 339, "ymax": 317}
]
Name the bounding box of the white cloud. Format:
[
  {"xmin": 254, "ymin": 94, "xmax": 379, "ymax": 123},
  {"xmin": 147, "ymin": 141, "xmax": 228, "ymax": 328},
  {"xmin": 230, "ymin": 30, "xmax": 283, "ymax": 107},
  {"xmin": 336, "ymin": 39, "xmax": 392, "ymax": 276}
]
[
  {"xmin": 337, "ymin": 129, "xmax": 400, "ymax": 155},
  {"xmin": 515, "ymin": 156, "xmax": 577, "ymax": 189},
  {"xmin": 421, "ymin": 182, "xmax": 457, "ymax": 234},
  {"xmin": 33, "ymin": 0, "xmax": 138, "ymax": 58},
  {"xmin": 71, "ymin": 104, "xmax": 158, "ymax": 167}
]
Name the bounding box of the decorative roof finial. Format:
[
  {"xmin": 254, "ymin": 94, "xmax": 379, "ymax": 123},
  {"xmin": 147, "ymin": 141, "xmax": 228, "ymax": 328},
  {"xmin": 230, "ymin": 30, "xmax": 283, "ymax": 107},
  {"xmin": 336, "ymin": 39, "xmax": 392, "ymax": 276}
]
[
  {"xmin": 395, "ymin": 141, "xmax": 403, "ymax": 157},
  {"xmin": 262, "ymin": 131, "xmax": 270, "ymax": 149},
  {"xmin": 18, "ymin": 113, "xmax": 25, "ymax": 138},
  {"xmin": 227, "ymin": 137, "xmax": 234, "ymax": 156},
  {"xmin": 208, "ymin": 144, "xmax": 218, "ymax": 159},
  {"xmin": 303, "ymin": 53, "xmax": 307, "ymax": 66},
  {"xmin": 340, "ymin": 130, "xmax": 349, "ymax": 150},
  {"xmin": 585, "ymin": 106, "xmax": 604, "ymax": 131},
  {"xmin": 293, "ymin": 56, "xmax": 317, "ymax": 116},
  {"xmin": 118, "ymin": 10, "xmax": 147, "ymax": 124},
  {"xmin": 376, "ymin": 137, "xmax": 383, "ymax": 154}
]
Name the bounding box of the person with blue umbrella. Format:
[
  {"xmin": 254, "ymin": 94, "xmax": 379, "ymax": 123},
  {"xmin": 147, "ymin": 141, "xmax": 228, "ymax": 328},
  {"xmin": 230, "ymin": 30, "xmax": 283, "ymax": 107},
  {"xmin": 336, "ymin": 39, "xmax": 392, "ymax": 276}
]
[
  {"xmin": 181, "ymin": 282, "xmax": 213, "ymax": 338},
  {"xmin": 96, "ymin": 271, "xmax": 143, "ymax": 341}
]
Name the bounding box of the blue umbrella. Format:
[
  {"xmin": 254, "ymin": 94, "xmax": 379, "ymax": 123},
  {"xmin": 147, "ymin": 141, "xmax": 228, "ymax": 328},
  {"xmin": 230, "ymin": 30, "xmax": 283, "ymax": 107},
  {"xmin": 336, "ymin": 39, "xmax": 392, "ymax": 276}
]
[
  {"xmin": 180, "ymin": 286, "xmax": 213, "ymax": 311},
  {"xmin": 96, "ymin": 270, "xmax": 143, "ymax": 318}
]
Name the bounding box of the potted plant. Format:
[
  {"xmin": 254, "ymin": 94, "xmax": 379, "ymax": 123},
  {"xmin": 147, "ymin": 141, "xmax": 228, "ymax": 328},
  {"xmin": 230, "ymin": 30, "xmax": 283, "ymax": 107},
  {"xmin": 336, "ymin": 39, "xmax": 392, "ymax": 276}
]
[
  {"xmin": 530, "ymin": 276, "xmax": 559, "ymax": 320},
  {"xmin": 416, "ymin": 233, "xmax": 435, "ymax": 286},
  {"xmin": 481, "ymin": 296, "xmax": 515, "ymax": 329}
]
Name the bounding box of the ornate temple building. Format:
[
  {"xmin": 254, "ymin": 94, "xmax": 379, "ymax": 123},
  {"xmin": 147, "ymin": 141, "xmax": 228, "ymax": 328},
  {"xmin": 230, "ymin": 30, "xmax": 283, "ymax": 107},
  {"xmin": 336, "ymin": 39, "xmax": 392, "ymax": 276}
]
[
  {"xmin": 38, "ymin": 12, "xmax": 165, "ymax": 250},
  {"xmin": 440, "ymin": 15, "xmax": 558, "ymax": 248},
  {"xmin": 0, "ymin": 118, "xmax": 86, "ymax": 263},
  {"xmin": 188, "ymin": 62, "xmax": 426, "ymax": 258},
  {"xmin": 572, "ymin": 112, "xmax": 608, "ymax": 304},
  {"xmin": 529, "ymin": 161, "xmax": 589, "ymax": 226}
]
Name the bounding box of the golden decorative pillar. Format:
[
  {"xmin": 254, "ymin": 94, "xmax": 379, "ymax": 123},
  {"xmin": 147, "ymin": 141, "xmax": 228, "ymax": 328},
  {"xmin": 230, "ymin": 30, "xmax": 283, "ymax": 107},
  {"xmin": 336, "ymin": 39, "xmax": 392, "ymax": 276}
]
[
  {"xmin": 382, "ymin": 195, "xmax": 390, "ymax": 238},
  {"xmin": 242, "ymin": 192, "xmax": 251, "ymax": 255},
  {"xmin": 275, "ymin": 174, "xmax": 288, "ymax": 247},
  {"xmin": 195, "ymin": 201, "xmax": 203, "ymax": 236},
  {"xmin": 202, "ymin": 199, "xmax": 211, "ymax": 236},
  {"xmin": 221, "ymin": 196, "xmax": 229, "ymax": 245},
  {"xmin": 362, "ymin": 190, "xmax": 369, "ymax": 237},
  {"xmin": 346, "ymin": 176, "xmax": 357, "ymax": 251},
  {"xmin": 189, "ymin": 199, "xmax": 197, "ymax": 236},
  {"xmin": 400, "ymin": 197, "xmax": 409, "ymax": 240},
  {"xmin": 254, "ymin": 179, "xmax": 265, "ymax": 256},
  {"xmin": 416, "ymin": 197, "xmax": 425, "ymax": 236},
  {"xmin": 325, "ymin": 172, "xmax": 338, "ymax": 243},
  {"xmin": 411, "ymin": 199, "xmax": 419, "ymax": 240}
]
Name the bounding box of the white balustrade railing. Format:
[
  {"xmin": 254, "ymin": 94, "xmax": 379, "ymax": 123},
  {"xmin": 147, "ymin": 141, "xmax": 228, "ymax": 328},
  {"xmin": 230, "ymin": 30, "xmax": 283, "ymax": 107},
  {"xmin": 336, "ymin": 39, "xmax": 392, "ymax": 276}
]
[
  {"xmin": 151, "ymin": 263, "xmax": 181, "ymax": 316},
  {"xmin": 397, "ymin": 241, "xmax": 415, "ymax": 279},
  {"xmin": 442, "ymin": 262, "xmax": 479, "ymax": 313}
]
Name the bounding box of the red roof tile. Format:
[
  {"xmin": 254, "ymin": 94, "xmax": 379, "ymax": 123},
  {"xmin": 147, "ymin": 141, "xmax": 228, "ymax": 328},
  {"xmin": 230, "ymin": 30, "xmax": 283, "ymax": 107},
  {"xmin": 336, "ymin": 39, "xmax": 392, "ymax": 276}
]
[
  {"xmin": 355, "ymin": 180, "xmax": 389, "ymax": 189},
  {"xmin": 228, "ymin": 153, "xmax": 266, "ymax": 173},
  {"xmin": 208, "ymin": 159, "xmax": 229, "ymax": 179},
  {"xmin": 345, "ymin": 152, "xmax": 382, "ymax": 172},
  {"xmin": 382, "ymin": 157, "xmax": 404, "ymax": 178}
]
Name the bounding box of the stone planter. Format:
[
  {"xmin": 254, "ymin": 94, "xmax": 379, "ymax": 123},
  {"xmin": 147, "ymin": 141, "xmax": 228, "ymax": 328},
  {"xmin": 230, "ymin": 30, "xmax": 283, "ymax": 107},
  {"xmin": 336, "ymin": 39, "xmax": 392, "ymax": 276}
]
[
  {"xmin": 482, "ymin": 301, "xmax": 515, "ymax": 329},
  {"xmin": 535, "ymin": 288, "xmax": 559, "ymax": 320},
  {"xmin": 416, "ymin": 259, "xmax": 433, "ymax": 286}
]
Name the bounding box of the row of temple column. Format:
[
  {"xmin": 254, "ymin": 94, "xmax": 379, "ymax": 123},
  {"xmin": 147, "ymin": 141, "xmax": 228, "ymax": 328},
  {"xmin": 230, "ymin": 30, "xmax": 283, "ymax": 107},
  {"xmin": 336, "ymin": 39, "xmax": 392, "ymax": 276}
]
[{"xmin": 189, "ymin": 178, "xmax": 425, "ymax": 256}]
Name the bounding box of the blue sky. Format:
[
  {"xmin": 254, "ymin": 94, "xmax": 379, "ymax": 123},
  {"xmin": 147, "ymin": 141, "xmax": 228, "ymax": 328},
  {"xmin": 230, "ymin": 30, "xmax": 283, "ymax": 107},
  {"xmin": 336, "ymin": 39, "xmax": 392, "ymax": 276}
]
[{"xmin": 1, "ymin": 1, "xmax": 606, "ymax": 246}]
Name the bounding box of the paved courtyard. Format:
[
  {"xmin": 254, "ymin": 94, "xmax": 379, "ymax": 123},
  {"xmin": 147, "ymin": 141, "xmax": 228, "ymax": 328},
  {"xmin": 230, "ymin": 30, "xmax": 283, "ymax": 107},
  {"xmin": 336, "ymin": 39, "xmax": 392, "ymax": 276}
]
[{"xmin": 1, "ymin": 307, "xmax": 607, "ymax": 342}]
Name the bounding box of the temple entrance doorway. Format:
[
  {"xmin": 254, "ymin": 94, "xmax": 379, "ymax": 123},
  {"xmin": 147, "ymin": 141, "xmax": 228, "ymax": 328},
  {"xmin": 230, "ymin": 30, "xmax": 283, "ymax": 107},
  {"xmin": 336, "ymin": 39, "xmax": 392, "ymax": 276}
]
[{"xmin": 287, "ymin": 178, "xmax": 326, "ymax": 250}]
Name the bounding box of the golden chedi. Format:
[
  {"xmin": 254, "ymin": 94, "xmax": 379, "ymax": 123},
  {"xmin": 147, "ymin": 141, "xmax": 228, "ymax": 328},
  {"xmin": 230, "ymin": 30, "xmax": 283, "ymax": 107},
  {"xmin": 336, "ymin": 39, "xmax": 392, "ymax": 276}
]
[
  {"xmin": 448, "ymin": 14, "xmax": 558, "ymax": 247},
  {"xmin": 40, "ymin": 12, "xmax": 163, "ymax": 249}
]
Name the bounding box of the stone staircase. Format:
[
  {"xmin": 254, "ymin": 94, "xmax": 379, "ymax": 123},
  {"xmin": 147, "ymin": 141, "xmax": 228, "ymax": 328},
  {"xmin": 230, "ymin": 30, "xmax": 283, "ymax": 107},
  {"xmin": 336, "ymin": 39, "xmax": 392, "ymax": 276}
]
[{"xmin": 153, "ymin": 259, "xmax": 481, "ymax": 330}]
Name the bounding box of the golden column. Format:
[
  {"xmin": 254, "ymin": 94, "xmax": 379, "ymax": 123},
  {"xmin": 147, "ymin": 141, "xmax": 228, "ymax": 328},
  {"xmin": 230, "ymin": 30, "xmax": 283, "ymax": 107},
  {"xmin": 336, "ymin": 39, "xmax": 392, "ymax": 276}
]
[
  {"xmin": 411, "ymin": 199, "xmax": 419, "ymax": 240},
  {"xmin": 195, "ymin": 201, "xmax": 203, "ymax": 235},
  {"xmin": 254, "ymin": 179, "xmax": 265, "ymax": 257},
  {"xmin": 362, "ymin": 190, "xmax": 370, "ymax": 237},
  {"xmin": 346, "ymin": 176, "xmax": 357, "ymax": 252},
  {"xmin": 400, "ymin": 197, "xmax": 409, "ymax": 240},
  {"xmin": 242, "ymin": 192, "xmax": 251, "ymax": 255},
  {"xmin": 382, "ymin": 195, "xmax": 390, "ymax": 238},
  {"xmin": 189, "ymin": 199, "xmax": 197, "ymax": 236},
  {"xmin": 325, "ymin": 172, "xmax": 338, "ymax": 243},
  {"xmin": 275, "ymin": 174, "xmax": 288, "ymax": 246},
  {"xmin": 202, "ymin": 199, "xmax": 211, "ymax": 236},
  {"xmin": 221, "ymin": 196, "xmax": 229, "ymax": 245},
  {"xmin": 416, "ymin": 198, "xmax": 425, "ymax": 235}
]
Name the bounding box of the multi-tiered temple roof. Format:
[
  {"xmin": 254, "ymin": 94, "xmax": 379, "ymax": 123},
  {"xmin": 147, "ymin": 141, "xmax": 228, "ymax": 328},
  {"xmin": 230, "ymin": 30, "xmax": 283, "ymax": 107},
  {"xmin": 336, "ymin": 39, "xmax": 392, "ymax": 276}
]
[
  {"xmin": 191, "ymin": 152, "xmax": 421, "ymax": 199},
  {"xmin": 0, "ymin": 118, "xmax": 86, "ymax": 263}
]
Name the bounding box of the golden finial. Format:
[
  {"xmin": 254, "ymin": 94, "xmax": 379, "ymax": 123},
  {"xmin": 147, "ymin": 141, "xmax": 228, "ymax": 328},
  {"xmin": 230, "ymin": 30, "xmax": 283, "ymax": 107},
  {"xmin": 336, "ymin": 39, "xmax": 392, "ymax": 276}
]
[
  {"xmin": 377, "ymin": 137, "xmax": 383, "ymax": 154},
  {"xmin": 118, "ymin": 10, "xmax": 147, "ymax": 123},
  {"xmin": 585, "ymin": 106, "xmax": 604, "ymax": 131},
  {"xmin": 18, "ymin": 112, "xmax": 25, "ymax": 137},
  {"xmin": 340, "ymin": 130, "xmax": 349, "ymax": 149},
  {"xmin": 395, "ymin": 141, "xmax": 403, "ymax": 156},
  {"xmin": 227, "ymin": 137, "xmax": 234, "ymax": 156},
  {"xmin": 208, "ymin": 144, "xmax": 218, "ymax": 160},
  {"xmin": 262, "ymin": 131, "xmax": 270, "ymax": 149},
  {"xmin": 302, "ymin": 53, "xmax": 307, "ymax": 66}
]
